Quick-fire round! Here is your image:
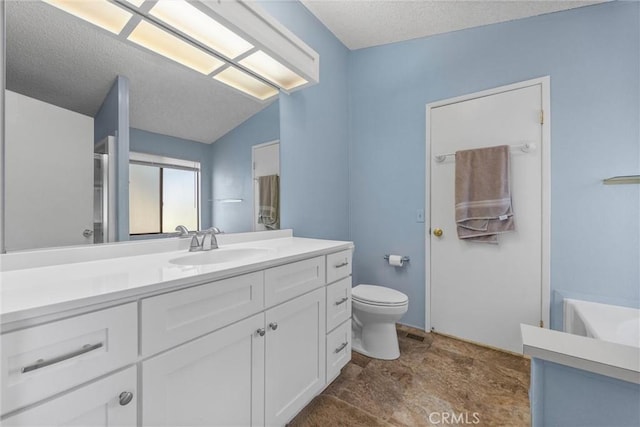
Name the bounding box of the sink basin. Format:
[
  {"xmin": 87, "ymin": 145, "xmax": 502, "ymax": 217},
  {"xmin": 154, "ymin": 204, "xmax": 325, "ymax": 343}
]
[{"xmin": 169, "ymin": 247, "xmax": 272, "ymax": 266}]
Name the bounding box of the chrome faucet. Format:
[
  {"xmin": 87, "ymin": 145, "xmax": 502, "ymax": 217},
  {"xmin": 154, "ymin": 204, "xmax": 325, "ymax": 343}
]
[
  {"xmin": 175, "ymin": 225, "xmax": 191, "ymax": 237},
  {"xmin": 189, "ymin": 228, "xmax": 222, "ymax": 252}
]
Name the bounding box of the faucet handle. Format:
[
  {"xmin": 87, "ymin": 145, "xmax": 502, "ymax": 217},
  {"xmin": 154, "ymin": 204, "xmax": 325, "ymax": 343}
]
[
  {"xmin": 175, "ymin": 225, "xmax": 190, "ymax": 237},
  {"xmin": 189, "ymin": 234, "xmax": 201, "ymax": 252}
]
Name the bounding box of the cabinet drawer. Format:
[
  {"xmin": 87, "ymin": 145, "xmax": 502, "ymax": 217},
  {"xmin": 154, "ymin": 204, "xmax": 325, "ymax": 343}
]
[
  {"xmin": 264, "ymin": 256, "xmax": 325, "ymax": 307},
  {"xmin": 326, "ymin": 277, "xmax": 352, "ymax": 332},
  {"xmin": 326, "ymin": 249, "xmax": 352, "ymax": 284},
  {"xmin": 326, "ymin": 319, "xmax": 351, "ymax": 382},
  {"xmin": 141, "ymin": 271, "xmax": 264, "ymax": 356},
  {"xmin": 3, "ymin": 366, "xmax": 137, "ymax": 426},
  {"xmin": 1, "ymin": 303, "xmax": 137, "ymax": 415}
]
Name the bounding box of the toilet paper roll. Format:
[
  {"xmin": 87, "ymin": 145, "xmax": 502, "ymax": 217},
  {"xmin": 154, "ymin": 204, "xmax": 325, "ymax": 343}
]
[{"xmin": 388, "ymin": 255, "xmax": 404, "ymax": 267}]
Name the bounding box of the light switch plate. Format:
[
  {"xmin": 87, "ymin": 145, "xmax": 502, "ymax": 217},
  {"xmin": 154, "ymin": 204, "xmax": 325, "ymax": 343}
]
[{"xmin": 416, "ymin": 209, "xmax": 425, "ymax": 223}]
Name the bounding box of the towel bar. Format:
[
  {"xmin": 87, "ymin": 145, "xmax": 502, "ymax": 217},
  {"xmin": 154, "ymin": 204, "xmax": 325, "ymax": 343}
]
[
  {"xmin": 434, "ymin": 142, "xmax": 535, "ymax": 163},
  {"xmin": 603, "ymin": 175, "xmax": 640, "ymax": 185}
]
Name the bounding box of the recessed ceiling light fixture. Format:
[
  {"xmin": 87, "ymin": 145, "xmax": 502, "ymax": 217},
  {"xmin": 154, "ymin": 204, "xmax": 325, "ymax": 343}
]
[
  {"xmin": 149, "ymin": 0, "xmax": 254, "ymax": 60},
  {"xmin": 213, "ymin": 66, "xmax": 279, "ymax": 101},
  {"xmin": 40, "ymin": 0, "xmax": 319, "ymax": 101},
  {"xmin": 42, "ymin": 0, "xmax": 132, "ymax": 34},
  {"xmin": 128, "ymin": 20, "xmax": 225, "ymax": 75},
  {"xmin": 240, "ymin": 50, "xmax": 308, "ymax": 91},
  {"xmin": 123, "ymin": 0, "xmax": 145, "ymax": 7}
]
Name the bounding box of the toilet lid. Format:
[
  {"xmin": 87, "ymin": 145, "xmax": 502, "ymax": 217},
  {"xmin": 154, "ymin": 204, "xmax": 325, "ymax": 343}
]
[{"xmin": 352, "ymin": 284, "xmax": 408, "ymax": 306}]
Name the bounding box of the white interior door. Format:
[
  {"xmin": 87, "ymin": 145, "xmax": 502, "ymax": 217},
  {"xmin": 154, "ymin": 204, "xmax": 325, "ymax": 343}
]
[
  {"xmin": 428, "ymin": 80, "xmax": 548, "ymax": 353},
  {"xmin": 252, "ymin": 141, "xmax": 279, "ymax": 231},
  {"xmin": 5, "ymin": 90, "xmax": 94, "ymax": 250}
]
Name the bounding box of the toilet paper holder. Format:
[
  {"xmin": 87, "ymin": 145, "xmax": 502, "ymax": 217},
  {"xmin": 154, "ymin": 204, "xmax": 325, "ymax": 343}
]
[{"xmin": 383, "ymin": 255, "xmax": 410, "ymax": 263}]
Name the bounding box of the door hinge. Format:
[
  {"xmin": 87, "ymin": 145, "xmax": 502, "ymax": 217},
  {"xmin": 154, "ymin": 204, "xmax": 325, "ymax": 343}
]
[
  {"xmin": 540, "ymin": 110, "xmax": 544, "ymax": 125},
  {"xmin": 539, "ymin": 320, "xmax": 544, "ymax": 328}
]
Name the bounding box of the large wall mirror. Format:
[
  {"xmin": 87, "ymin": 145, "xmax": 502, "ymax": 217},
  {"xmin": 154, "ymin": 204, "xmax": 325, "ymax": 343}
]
[{"xmin": 3, "ymin": 0, "xmax": 281, "ymax": 252}]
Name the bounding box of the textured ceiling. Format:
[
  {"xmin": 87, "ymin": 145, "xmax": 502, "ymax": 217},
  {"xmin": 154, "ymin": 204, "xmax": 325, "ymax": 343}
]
[
  {"xmin": 301, "ymin": 0, "xmax": 607, "ymax": 50},
  {"xmin": 6, "ymin": 1, "xmax": 274, "ymax": 144}
]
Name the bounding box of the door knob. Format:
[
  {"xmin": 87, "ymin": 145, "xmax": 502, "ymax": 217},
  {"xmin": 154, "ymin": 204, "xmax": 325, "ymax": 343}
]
[
  {"xmin": 432, "ymin": 228, "xmax": 443, "ymax": 237},
  {"xmin": 119, "ymin": 391, "xmax": 133, "ymax": 406},
  {"xmin": 83, "ymin": 229, "xmax": 94, "ymax": 238}
]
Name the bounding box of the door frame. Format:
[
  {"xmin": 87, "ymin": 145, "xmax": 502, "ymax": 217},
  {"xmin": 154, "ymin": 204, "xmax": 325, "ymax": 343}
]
[
  {"xmin": 251, "ymin": 140, "xmax": 280, "ymax": 232},
  {"xmin": 424, "ymin": 76, "xmax": 551, "ymax": 332}
]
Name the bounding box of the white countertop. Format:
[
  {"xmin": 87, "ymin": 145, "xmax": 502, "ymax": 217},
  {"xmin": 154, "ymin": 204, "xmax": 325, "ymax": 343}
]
[
  {"xmin": 521, "ymin": 324, "xmax": 640, "ymax": 384},
  {"xmin": 0, "ymin": 232, "xmax": 353, "ymax": 326}
]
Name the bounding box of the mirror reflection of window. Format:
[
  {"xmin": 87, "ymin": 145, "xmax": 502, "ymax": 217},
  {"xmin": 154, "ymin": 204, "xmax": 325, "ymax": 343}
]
[
  {"xmin": 129, "ymin": 153, "xmax": 200, "ymax": 235},
  {"xmin": 162, "ymin": 168, "xmax": 199, "ymax": 232}
]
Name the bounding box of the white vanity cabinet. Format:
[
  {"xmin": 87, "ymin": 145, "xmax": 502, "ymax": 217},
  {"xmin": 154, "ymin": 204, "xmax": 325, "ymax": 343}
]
[
  {"xmin": 140, "ymin": 257, "xmax": 330, "ymax": 427},
  {"xmin": 1, "ymin": 238, "xmax": 353, "ymax": 427}
]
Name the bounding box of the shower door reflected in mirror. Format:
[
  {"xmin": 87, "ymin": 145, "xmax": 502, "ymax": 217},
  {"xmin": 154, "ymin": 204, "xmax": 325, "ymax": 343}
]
[{"xmin": 93, "ymin": 136, "xmax": 116, "ymax": 244}]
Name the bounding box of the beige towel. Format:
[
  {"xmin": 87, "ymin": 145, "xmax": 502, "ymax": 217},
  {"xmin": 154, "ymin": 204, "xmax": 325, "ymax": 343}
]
[
  {"xmin": 455, "ymin": 145, "xmax": 515, "ymax": 244},
  {"xmin": 258, "ymin": 175, "xmax": 280, "ymax": 230}
]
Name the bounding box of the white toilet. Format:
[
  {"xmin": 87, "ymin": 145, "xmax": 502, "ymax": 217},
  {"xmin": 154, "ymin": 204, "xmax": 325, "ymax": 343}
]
[{"xmin": 351, "ymin": 284, "xmax": 409, "ymax": 360}]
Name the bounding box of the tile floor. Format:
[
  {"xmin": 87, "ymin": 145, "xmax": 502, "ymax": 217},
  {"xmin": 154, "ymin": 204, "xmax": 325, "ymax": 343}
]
[{"xmin": 289, "ymin": 325, "xmax": 531, "ymax": 427}]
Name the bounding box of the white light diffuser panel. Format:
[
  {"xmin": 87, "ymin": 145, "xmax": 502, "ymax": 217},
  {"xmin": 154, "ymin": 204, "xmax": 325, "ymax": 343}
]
[
  {"xmin": 240, "ymin": 50, "xmax": 308, "ymax": 91},
  {"xmin": 214, "ymin": 67, "xmax": 279, "ymax": 101},
  {"xmin": 42, "ymin": 0, "xmax": 132, "ymax": 34},
  {"xmin": 149, "ymin": 0, "xmax": 254, "ymax": 59},
  {"xmin": 128, "ymin": 20, "xmax": 225, "ymax": 75},
  {"xmin": 124, "ymin": 0, "xmax": 146, "ymax": 7}
]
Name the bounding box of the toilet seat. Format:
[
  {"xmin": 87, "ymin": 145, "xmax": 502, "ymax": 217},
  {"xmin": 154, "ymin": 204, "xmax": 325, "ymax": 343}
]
[{"xmin": 352, "ymin": 284, "xmax": 408, "ymax": 307}]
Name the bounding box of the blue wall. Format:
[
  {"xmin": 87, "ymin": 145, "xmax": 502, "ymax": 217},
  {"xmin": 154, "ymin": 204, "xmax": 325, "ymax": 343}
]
[
  {"xmin": 259, "ymin": 1, "xmax": 350, "ymax": 241},
  {"xmin": 348, "ymin": 1, "xmax": 640, "ymax": 328},
  {"xmin": 94, "ymin": 76, "xmax": 130, "ymax": 241},
  {"xmin": 210, "ymin": 101, "xmax": 280, "ymax": 233},
  {"xmin": 130, "ymin": 128, "xmax": 213, "ymax": 230},
  {"xmin": 531, "ymin": 359, "xmax": 640, "ymax": 426}
]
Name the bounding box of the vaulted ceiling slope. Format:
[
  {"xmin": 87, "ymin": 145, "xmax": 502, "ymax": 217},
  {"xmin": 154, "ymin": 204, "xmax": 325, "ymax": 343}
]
[
  {"xmin": 301, "ymin": 0, "xmax": 607, "ymax": 50},
  {"xmin": 6, "ymin": 1, "xmax": 273, "ymax": 144}
]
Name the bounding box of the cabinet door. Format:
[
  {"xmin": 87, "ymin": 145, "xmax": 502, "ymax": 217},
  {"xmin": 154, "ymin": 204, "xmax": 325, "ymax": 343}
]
[
  {"xmin": 2, "ymin": 366, "xmax": 136, "ymax": 427},
  {"xmin": 265, "ymin": 287, "xmax": 326, "ymax": 426},
  {"xmin": 142, "ymin": 313, "xmax": 265, "ymax": 427}
]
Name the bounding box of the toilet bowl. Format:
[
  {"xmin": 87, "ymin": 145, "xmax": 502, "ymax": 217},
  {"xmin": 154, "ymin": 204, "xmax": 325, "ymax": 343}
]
[{"xmin": 351, "ymin": 284, "xmax": 409, "ymax": 360}]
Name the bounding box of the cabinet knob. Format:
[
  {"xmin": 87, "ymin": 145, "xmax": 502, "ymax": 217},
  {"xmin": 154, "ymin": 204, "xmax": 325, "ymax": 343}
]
[
  {"xmin": 119, "ymin": 391, "xmax": 133, "ymax": 406},
  {"xmin": 256, "ymin": 328, "xmax": 266, "ymax": 337},
  {"xmin": 269, "ymin": 322, "xmax": 278, "ymax": 331}
]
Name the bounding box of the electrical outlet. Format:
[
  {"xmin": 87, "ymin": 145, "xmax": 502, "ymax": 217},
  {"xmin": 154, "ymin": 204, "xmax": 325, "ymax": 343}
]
[{"xmin": 416, "ymin": 209, "xmax": 425, "ymax": 223}]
